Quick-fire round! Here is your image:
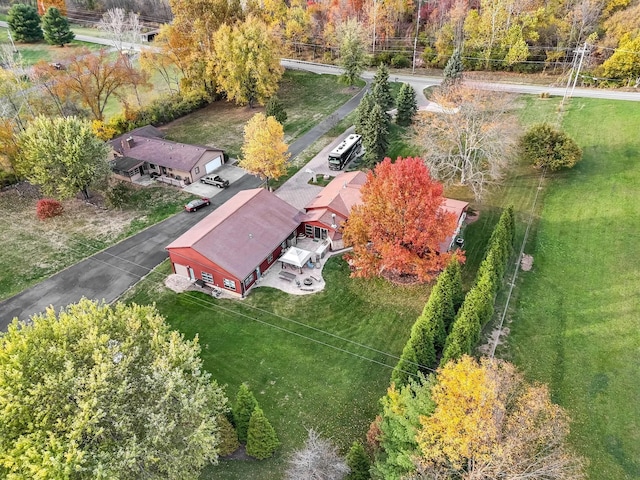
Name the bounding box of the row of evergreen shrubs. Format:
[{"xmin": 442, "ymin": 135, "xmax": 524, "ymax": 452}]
[
  {"xmin": 391, "ymin": 205, "xmax": 515, "ymax": 387},
  {"xmin": 390, "ymin": 257, "xmax": 464, "ymax": 386},
  {"xmin": 105, "ymin": 90, "xmax": 212, "ymax": 139},
  {"xmin": 440, "ymin": 206, "xmax": 515, "ymax": 364}
]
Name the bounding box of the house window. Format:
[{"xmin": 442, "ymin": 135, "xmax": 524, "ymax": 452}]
[
  {"xmin": 201, "ymin": 272, "xmax": 213, "ymax": 283},
  {"xmin": 223, "ymin": 278, "xmax": 236, "ymax": 290},
  {"xmin": 244, "ymin": 273, "xmax": 254, "ymax": 288},
  {"xmin": 305, "ymin": 224, "xmax": 313, "ymax": 236},
  {"xmin": 267, "ymin": 254, "xmax": 273, "ymax": 264},
  {"xmin": 149, "ymin": 163, "xmax": 156, "ymax": 169},
  {"xmin": 195, "ymin": 166, "xmax": 200, "ymax": 174}
]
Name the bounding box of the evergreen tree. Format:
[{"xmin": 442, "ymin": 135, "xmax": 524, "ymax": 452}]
[
  {"xmin": 355, "ymin": 91, "xmax": 374, "ymax": 134},
  {"xmin": 361, "ymin": 103, "xmax": 389, "ymax": 168},
  {"xmin": 265, "ymin": 96, "xmax": 287, "ymax": 124},
  {"xmin": 443, "ymin": 48, "xmax": 463, "ymax": 86},
  {"xmin": 246, "ymin": 407, "xmax": 280, "ymax": 460},
  {"xmin": 371, "ymin": 64, "xmax": 394, "ymax": 111},
  {"xmin": 42, "ymin": 7, "xmax": 75, "ymax": 47},
  {"xmin": 392, "ymin": 316, "xmax": 437, "ymax": 387},
  {"xmin": 395, "ymin": 82, "xmax": 418, "ymax": 126},
  {"xmin": 233, "ymin": 383, "xmax": 258, "ymax": 444},
  {"xmin": 346, "ymin": 442, "xmax": 371, "ymax": 480},
  {"xmin": 7, "ymin": 3, "xmax": 43, "ymax": 43},
  {"xmin": 438, "ymin": 257, "xmax": 464, "ymax": 333},
  {"xmin": 217, "ymin": 415, "xmax": 240, "ymax": 456}
]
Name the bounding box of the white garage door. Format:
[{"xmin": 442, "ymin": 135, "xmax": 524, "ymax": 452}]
[
  {"xmin": 205, "ymin": 155, "xmax": 223, "ymax": 174},
  {"xmin": 174, "ymin": 263, "xmax": 188, "ymax": 277}
]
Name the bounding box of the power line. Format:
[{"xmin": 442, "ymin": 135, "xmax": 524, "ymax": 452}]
[{"xmin": 50, "ymin": 233, "xmax": 437, "ymax": 379}]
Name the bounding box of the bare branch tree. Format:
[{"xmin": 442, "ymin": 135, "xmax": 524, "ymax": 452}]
[
  {"xmin": 414, "ymin": 85, "xmax": 518, "ymax": 200},
  {"xmin": 98, "ymin": 8, "xmax": 142, "ymax": 53},
  {"xmin": 285, "ymin": 428, "xmax": 350, "ymax": 480}
]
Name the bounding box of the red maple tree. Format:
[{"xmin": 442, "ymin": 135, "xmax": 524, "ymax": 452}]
[{"xmin": 342, "ymin": 157, "xmax": 459, "ymax": 283}]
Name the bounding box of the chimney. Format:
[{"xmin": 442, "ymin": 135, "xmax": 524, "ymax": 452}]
[
  {"xmin": 331, "ymin": 213, "xmax": 337, "ymax": 229},
  {"xmin": 125, "ymin": 136, "xmax": 134, "ymax": 148},
  {"xmin": 343, "ymin": 181, "xmax": 347, "ymax": 189}
]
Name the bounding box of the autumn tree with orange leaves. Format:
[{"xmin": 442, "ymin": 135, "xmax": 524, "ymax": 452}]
[
  {"xmin": 342, "ymin": 157, "xmax": 457, "ymax": 284},
  {"xmin": 54, "ymin": 49, "xmax": 149, "ymax": 121}
]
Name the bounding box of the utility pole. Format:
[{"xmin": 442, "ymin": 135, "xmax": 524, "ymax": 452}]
[
  {"xmin": 561, "ymin": 41, "xmax": 589, "ymax": 107},
  {"xmin": 570, "ymin": 42, "xmax": 589, "ymax": 98},
  {"xmin": 411, "ymin": 0, "xmax": 423, "ymax": 74}
]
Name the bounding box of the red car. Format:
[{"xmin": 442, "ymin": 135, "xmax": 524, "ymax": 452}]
[{"xmin": 185, "ymin": 198, "xmax": 211, "ymax": 212}]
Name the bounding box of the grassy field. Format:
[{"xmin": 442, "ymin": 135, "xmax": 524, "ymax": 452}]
[
  {"xmin": 122, "ymin": 258, "xmax": 432, "ymax": 479},
  {"xmin": 162, "ymin": 70, "xmax": 363, "ymax": 158},
  {"xmin": 0, "ymin": 185, "xmax": 190, "ymax": 301},
  {"xmin": 0, "ymin": 28, "xmax": 103, "ymax": 65},
  {"xmin": 505, "ymin": 98, "xmax": 640, "ymax": 480}
]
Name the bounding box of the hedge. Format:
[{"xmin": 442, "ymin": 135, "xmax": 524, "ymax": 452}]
[{"xmin": 441, "ymin": 206, "xmax": 515, "ymax": 364}]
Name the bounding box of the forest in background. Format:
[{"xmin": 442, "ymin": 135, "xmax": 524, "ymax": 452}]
[{"xmin": 2, "ymin": 0, "xmax": 639, "ymax": 85}]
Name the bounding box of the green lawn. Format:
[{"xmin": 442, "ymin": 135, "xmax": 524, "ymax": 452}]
[
  {"xmin": 0, "ymin": 28, "xmax": 103, "ymax": 65},
  {"xmin": 162, "ymin": 70, "xmax": 363, "ymax": 158},
  {"xmin": 505, "ymin": 98, "xmax": 640, "ymax": 480},
  {"xmin": 122, "ymin": 258, "xmax": 432, "ymax": 479}
]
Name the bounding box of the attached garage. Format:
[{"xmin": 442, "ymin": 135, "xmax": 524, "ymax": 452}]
[{"xmin": 205, "ymin": 155, "xmax": 223, "ymax": 174}]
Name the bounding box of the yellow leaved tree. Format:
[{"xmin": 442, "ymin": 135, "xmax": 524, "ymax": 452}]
[
  {"xmin": 414, "ymin": 355, "xmax": 584, "ymax": 479},
  {"xmin": 212, "ymin": 15, "xmax": 284, "ymax": 108},
  {"xmin": 239, "ymin": 113, "xmax": 289, "ymax": 189}
]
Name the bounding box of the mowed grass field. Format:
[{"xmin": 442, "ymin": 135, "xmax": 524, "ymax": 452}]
[
  {"xmin": 506, "ymin": 98, "xmax": 640, "ymax": 479},
  {"xmin": 162, "ymin": 70, "xmax": 362, "ymax": 158},
  {"xmin": 123, "ymin": 258, "xmax": 432, "ymax": 479}
]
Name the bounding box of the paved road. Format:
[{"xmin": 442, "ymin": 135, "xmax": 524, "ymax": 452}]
[{"xmin": 282, "ymin": 58, "xmax": 640, "ymax": 102}]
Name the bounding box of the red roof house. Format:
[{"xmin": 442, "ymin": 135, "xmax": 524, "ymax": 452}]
[
  {"xmin": 109, "ymin": 126, "xmax": 224, "ymax": 186},
  {"xmin": 439, "ymin": 198, "xmax": 470, "ymax": 252},
  {"xmin": 300, "ymin": 171, "xmax": 469, "ymax": 252},
  {"xmin": 300, "ymin": 171, "xmax": 367, "ymax": 250},
  {"xmin": 166, "ymin": 189, "xmax": 303, "ymax": 296}
]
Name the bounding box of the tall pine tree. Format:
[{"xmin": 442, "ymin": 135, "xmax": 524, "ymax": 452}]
[
  {"xmin": 7, "ymin": 3, "xmax": 43, "ymax": 43},
  {"xmin": 362, "ymin": 103, "xmax": 389, "ymax": 167},
  {"xmin": 371, "ymin": 64, "xmax": 394, "ymax": 111},
  {"xmin": 42, "ymin": 7, "xmax": 75, "ymax": 47},
  {"xmin": 443, "ymin": 48, "xmax": 463, "ymax": 86},
  {"xmin": 395, "ymin": 83, "xmax": 418, "ymax": 126},
  {"xmin": 355, "ymin": 91, "xmax": 374, "ymax": 135},
  {"xmin": 346, "ymin": 441, "xmax": 371, "ymax": 480}
]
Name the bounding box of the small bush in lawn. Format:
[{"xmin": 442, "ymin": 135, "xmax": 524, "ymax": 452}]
[
  {"xmin": 36, "ymin": 198, "xmax": 64, "ymax": 220},
  {"xmin": 246, "ymin": 407, "xmax": 280, "ymax": 460}
]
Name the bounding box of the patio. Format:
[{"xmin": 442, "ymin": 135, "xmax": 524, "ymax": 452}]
[{"xmin": 253, "ymin": 237, "xmax": 332, "ymax": 296}]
